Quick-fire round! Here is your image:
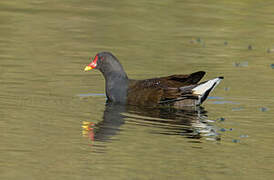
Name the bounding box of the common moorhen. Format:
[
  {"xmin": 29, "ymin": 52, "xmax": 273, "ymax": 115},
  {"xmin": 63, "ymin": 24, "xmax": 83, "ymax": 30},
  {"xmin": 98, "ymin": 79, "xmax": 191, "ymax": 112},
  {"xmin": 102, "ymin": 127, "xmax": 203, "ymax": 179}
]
[{"xmin": 84, "ymin": 52, "xmax": 223, "ymax": 107}]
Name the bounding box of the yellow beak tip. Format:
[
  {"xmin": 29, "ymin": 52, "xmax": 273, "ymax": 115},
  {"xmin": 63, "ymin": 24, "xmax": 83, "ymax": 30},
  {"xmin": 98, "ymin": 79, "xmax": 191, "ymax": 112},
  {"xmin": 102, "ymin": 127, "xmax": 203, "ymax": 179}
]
[{"xmin": 84, "ymin": 66, "xmax": 92, "ymax": 71}]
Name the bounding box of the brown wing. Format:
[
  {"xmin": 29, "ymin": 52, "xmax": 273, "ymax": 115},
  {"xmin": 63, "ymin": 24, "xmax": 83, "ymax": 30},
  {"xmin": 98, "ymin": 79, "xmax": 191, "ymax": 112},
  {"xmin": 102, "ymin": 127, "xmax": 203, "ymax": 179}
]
[
  {"xmin": 127, "ymin": 71, "xmax": 205, "ymax": 106},
  {"xmin": 165, "ymin": 71, "xmax": 205, "ymax": 86}
]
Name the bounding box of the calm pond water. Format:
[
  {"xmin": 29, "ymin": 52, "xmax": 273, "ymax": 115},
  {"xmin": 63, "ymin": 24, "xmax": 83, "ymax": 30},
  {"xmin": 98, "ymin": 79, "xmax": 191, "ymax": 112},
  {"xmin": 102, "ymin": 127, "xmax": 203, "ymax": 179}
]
[{"xmin": 1, "ymin": 0, "xmax": 274, "ymax": 179}]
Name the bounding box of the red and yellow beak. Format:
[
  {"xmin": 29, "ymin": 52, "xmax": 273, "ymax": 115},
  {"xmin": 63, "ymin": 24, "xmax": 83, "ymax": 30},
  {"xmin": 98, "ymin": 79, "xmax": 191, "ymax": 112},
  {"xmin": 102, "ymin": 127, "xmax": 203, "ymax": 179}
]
[
  {"xmin": 84, "ymin": 66, "xmax": 93, "ymax": 71},
  {"xmin": 84, "ymin": 55, "xmax": 98, "ymax": 71}
]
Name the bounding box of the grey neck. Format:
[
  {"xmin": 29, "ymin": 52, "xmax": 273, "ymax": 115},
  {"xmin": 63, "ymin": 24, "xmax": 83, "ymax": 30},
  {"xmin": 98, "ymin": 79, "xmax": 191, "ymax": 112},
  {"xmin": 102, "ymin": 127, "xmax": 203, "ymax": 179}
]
[{"xmin": 103, "ymin": 71, "xmax": 129, "ymax": 104}]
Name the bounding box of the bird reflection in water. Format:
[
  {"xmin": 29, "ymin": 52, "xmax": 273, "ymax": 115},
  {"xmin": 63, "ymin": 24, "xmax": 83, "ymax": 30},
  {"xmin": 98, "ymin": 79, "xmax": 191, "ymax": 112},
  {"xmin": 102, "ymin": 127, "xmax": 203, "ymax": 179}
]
[{"xmin": 82, "ymin": 103, "xmax": 221, "ymax": 143}]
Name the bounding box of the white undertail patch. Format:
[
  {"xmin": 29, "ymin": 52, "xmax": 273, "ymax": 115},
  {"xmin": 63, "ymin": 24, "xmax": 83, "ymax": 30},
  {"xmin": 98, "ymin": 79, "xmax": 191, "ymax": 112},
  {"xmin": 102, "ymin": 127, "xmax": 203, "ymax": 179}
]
[{"xmin": 192, "ymin": 77, "xmax": 223, "ymax": 105}]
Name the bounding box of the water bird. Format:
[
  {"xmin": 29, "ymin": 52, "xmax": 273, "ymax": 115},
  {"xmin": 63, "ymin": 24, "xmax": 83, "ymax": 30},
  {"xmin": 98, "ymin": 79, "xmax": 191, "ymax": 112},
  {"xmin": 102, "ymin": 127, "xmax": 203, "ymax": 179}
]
[{"xmin": 84, "ymin": 52, "xmax": 223, "ymax": 108}]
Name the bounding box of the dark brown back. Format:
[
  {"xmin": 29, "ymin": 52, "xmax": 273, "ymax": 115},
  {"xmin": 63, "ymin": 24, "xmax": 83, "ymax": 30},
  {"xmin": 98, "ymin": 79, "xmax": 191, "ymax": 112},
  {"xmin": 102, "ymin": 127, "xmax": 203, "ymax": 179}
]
[{"xmin": 127, "ymin": 71, "xmax": 205, "ymax": 106}]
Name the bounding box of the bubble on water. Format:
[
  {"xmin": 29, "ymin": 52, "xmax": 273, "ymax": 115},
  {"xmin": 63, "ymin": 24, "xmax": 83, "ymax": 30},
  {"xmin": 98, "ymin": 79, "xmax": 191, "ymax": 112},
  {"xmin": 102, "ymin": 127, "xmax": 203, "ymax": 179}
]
[
  {"xmin": 248, "ymin": 45, "xmax": 253, "ymax": 50},
  {"xmin": 220, "ymin": 128, "xmax": 226, "ymax": 132},
  {"xmin": 232, "ymin": 139, "xmax": 240, "ymax": 143},
  {"xmin": 224, "ymin": 87, "xmax": 230, "ymax": 91},
  {"xmin": 233, "ymin": 61, "xmax": 248, "ymax": 67},
  {"xmin": 189, "ymin": 39, "xmax": 195, "ymax": 44},
  {"xmin": 232, "ymin": 107, "xmax": 244, "ymax": 111},
  {"xmin": 217, "ymin": 117, "xmax": 225, "ymax": 122},
  {"xmin": 260, "ymin": 107, "xmax": 268, "ymax": 112}
]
